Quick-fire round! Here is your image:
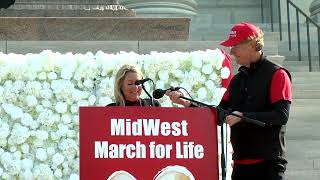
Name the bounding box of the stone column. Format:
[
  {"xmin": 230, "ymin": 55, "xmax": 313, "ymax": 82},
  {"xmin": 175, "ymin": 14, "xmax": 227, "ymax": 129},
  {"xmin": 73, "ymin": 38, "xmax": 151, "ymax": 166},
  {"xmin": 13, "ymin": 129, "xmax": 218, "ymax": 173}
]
[
  {"xmin": 118, "ymin": 0, "xmax": 197, "ymax": 17},
  {"xmin": 310, "ymin": 0, "xmax": 320, "ymax": 22}
]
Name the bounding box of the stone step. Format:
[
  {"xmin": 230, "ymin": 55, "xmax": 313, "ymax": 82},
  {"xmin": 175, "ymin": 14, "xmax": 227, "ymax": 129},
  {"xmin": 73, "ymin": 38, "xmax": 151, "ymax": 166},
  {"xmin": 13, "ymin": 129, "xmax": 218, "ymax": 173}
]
[
  {"xmin": 286, "ymin": 170, "xmax": 320, "ymax": 180},
  {"xmin": 286, "ymin": 140, "xmax": 320, "ymax": 166},
  {"xmin": 293, "ymin": 78, "xmax": 320, "ymax": 84},
  {"xmin": 293, "ymin": 84, "xmax": 320, "ymax": 90},
  {"xmin": 293, "ymin": 89, "xmax": 320, "ymax": 98},
  {"xmin": 291, "ymin": 99, "xmax": 320, "ymax": 107},
  {"xmin": 291, "ymin": 72, "xmax": 320, "ymax": 77},
  {"xmin": 279, "ymin": 41, "xmax": 320, "ymax": 57},
  {"xmin": 284, "ymin": 56, "xmax": 320, "ymax": 62},
  {"xmin": 284, "ymin": 61, "xmax": 320, "ymax": 71},
  {"xmin": 287, "ymin": 105, "xmax": 320, "ymax": 140}
]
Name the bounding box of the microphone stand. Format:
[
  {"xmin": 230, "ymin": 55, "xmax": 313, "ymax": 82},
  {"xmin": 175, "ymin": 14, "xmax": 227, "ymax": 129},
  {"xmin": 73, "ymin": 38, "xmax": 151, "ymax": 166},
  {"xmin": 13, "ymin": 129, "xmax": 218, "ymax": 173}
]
[
  {"xmin": 180, "ymin": 96, "xmax": 266, "ymax": 127},
  {"xmin": 141, "ymin": 83, "xmax": 154, "ymax": 107},
  {"xmin": 179, "ymin": 96, "xmax": 265, "ymax": 180}
]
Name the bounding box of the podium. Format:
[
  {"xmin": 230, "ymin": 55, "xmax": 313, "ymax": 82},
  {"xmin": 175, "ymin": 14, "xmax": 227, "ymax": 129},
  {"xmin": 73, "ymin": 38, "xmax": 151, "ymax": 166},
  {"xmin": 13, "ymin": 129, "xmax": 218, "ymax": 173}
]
[{"xmin": 80, "ymin": 107, "xmax": 219, "ymax": 179}]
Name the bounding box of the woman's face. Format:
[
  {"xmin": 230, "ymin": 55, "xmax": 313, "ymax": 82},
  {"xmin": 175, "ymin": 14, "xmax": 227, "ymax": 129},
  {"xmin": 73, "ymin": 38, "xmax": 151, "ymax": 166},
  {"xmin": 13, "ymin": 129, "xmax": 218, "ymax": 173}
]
[{"xmin": 121, "ymin": 72, "xmax": 142, "ymax": 102}]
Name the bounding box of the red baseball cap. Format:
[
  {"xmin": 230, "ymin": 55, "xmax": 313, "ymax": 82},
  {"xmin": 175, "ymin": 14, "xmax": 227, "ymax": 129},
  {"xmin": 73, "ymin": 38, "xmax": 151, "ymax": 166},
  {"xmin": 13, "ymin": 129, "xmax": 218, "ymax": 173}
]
[{"xmin": 220, "ymin": 22, "xmax": 261, "ymax": 47}]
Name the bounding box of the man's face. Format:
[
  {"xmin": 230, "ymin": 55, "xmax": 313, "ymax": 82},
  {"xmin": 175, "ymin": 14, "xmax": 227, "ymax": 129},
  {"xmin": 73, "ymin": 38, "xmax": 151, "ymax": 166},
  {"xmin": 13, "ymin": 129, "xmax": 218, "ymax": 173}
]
[{"xmin": 230, "ymin": 40, "xmax": 255, "ymax": 66}]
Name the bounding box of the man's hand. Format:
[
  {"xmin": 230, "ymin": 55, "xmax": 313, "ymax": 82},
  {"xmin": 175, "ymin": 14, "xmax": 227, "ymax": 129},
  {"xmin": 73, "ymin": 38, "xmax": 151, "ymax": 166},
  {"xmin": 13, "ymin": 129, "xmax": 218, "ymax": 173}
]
[
  {"xmin": 225, "ymin": 111, "xmax": 243, "ymax": 126},
  {"xmin": 166, "ymin": 90, "xmax": 190, "ymax": 107}
]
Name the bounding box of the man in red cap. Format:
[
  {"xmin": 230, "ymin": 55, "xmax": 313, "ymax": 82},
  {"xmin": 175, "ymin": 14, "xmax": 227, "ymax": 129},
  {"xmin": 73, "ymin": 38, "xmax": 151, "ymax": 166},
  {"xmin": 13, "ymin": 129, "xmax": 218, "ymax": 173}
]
[
  {"xmin": 167, "ymin": 22, "xmax": 292, "ymax": 180},
  {"xmin": 219, "ymin": 22, "xmax": 292, "ymax": 180}
]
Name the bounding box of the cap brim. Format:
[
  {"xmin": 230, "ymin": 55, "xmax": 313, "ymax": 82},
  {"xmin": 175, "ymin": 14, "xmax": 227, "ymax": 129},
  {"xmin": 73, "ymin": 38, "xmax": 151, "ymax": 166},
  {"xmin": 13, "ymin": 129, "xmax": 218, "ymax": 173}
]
[{"xmin": 220, "ymin": 38, "xmax": 237, "ymax": 47}]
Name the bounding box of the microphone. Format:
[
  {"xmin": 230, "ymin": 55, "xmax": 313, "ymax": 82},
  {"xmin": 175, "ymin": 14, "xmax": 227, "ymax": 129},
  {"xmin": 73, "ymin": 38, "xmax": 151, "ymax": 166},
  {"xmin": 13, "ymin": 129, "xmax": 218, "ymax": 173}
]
[
  {"xmin": 135, "ymin": 78, "xmax": 151, "ymax": 85},
  {"xmin": 153, "ymin": 87, "xmax": 181, "ymax": 99}
]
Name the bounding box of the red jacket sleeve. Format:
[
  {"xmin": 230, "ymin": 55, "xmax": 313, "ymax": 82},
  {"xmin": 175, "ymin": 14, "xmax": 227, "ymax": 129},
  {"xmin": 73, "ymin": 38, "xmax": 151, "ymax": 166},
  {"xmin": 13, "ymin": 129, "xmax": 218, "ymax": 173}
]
[
  {"xmin": 220, "ymin": 50, "xmax": 233, "ymax": 101},
  {"xmin": 270, "ymin": 68, "xmax": 292, "ymax": 104}
]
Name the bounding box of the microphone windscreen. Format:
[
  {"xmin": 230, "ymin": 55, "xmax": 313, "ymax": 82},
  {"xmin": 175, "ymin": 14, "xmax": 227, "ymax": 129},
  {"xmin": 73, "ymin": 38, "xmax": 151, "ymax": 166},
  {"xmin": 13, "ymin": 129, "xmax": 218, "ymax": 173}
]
[{"xmin": 153, "ymin": 89, "xmax": 166, "ymax": 99}]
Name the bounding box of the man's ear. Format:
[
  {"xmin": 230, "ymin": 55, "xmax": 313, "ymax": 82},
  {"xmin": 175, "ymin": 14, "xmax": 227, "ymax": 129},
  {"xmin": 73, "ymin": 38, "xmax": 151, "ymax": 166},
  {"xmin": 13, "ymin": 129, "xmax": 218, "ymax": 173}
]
[{"xmin": 248, "ymin": 40, "xmax": 257, "ymax": 51}]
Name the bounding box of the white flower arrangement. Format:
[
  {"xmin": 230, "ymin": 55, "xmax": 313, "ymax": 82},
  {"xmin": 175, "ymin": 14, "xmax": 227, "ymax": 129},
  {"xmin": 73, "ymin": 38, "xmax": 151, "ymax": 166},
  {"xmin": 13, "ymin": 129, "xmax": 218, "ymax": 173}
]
[{"xmin": 0, "ymin": 49, "xmax": 231, "ymax": 179}]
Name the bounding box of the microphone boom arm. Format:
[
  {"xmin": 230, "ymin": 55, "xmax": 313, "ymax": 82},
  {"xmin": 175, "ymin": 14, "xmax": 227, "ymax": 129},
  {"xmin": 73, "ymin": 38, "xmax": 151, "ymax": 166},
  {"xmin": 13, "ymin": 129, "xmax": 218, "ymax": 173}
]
[
  {"xmin": 141, "ymin": 83, "xmax": 154, "ymax": 107},
  {"xmin": 179, "ymin": 96, "xmax": 266, "ymax": 127}
]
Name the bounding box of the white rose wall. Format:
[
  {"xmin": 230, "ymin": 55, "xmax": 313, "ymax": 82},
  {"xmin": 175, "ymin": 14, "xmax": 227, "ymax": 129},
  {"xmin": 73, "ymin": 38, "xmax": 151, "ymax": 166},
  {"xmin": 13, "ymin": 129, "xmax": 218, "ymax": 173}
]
[{"xmin": 0, "ymin": 49, "xmax": 232, "ymax": 180}]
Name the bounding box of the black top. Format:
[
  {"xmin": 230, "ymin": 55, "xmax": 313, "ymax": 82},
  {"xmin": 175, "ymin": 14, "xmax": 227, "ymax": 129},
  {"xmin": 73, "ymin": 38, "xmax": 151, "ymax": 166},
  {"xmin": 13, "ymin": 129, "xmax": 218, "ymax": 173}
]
[{"xmin": 107, "ymin": 98, "xmax": 161, "ymax": 107}]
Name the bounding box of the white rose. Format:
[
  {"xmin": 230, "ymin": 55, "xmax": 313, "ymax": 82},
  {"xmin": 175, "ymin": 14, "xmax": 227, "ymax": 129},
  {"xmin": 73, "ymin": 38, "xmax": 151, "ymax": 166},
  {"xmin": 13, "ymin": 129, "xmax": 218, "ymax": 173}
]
[
  {"xmin": 54, "ymin": 169, "xmax": 63, "ymax": 178},
  {"xmin": 36, "ymin": 148, "xmax": 47, "ymax": 161},
  {"xmin": 69, "ymin": 174, "xmax": 79, "ymax": 180},
  {"xmin": 0, "ymin": 120, "xmax": 10, "ymax": 139},
  {"xmin": 57, "ymin": 124, "xmax": 69, "ymax": 137},
  {"xmin": 67, "ymin": 130, "xmax": 76, "ymax": 138},
  {"xmin": 40, "ymin": 88, "xmax": 53, "ymax": 99},
  {"xmin": 62, "ymin": 114, "xmax": 72, "ymax": 124},
  {"xmin": 48, "ymin": 72, "xmax": 57, "ymax": 80},
  {"xmin": 88, "ymin": 95, "xmax": 96, "ymax": 105},
  {"xmin": 8, "ymin": 124, "xmax": 30, "ymax": 145},
  {"xmin": 41, "ymin": 100, "xmax": 52, "ymax": 108},
  {"xmin": 38, "ymin": 72, "xmax": 47, "ymax": 80},
  {"xmin": 2, "ymin": 103, "xmax": 23, "ymax": 120},
  {"xmin": 52, "ymin": 153, "xmax": 64, "ymax": 166},
  {"xmin": 12, "ymin": 151, "xmax": 21, "ymax": 159},
  {"xmin": 20, "ymin": 144, "xmax": 30, "ymax": 154},
  {"xmin": 98, "ymin": 96, "xmax": 113, "ymax": 106},
  {"xmin": 21, "ymin": 158, "xmax": 33, "ymax": 170},
  {"xmin": 210, "ymin": 73, "xmax": 218, "ymax": 81},
  {"xmin": 26, "ymin": 95, "xmax": 38, "ymax": 107},
  {"xmin": 21, "ymin": 113, "xmax": 33, "ymax": 127},
  {"xmin": 205, "ymin": 80, "xmax": 216, "ymax": 90},
  {"xmin": 202, "ymin": 64, "xmax": 213, "ymax": 74},
  {"xmin": 83, "ymin": 79, "xmax": 94, "ymax": 88},
  {"xmin": 35, "ymin": 130, "xmax": 49, "ymax": 141},
  {"xmin": 0, "ymin": 152, "xmax": 21, "ymax": 175},
  {"xmin": 33, "ymin": 164, "xmax": 54, "ymax": 180},
  {"xmin": 9, "ymin": 146, "xmax": 17, "ymax": 152},
  {"xmin": 158, "ymin": 70, "xmax": 169, "ymax": 82},
  {"xmin": 155, "ymin": 80, "xmax": 165, "ymax": 90},
  {"xmin": 70, "ymin": 104, "xmax": 78, "ymax": 114},
  {"xmin": 191, "ymin": 55, "xmax": 203, "ymax": 69},
  {"xmin": 197, "ymin": 87, "xmax": 208, "ymax": 100},
  {"xmin": 61, "ymin": 68, "xmax": 73, "ymax": 80},
  {"xmin": 55, "ymin": 102, "xmax": 68, "ymax": 114},
  {"xmin": 21, "ymin": 170, "xmax": 33, "ymax": 180},
  {"xmin": 221, "ymin": 66, "xmax": 231, "ymax": 79},
  {"xmin": 46, "ymin": 147, "xmax": 56, "ymax": 156}
]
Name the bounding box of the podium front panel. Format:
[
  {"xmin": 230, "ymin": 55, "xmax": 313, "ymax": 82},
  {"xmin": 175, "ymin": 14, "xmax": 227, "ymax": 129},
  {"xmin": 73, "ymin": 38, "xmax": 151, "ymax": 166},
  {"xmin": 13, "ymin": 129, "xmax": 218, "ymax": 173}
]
[{"xmin": 80, "ymin": 107, "xmax": 219, "ymax": 179}]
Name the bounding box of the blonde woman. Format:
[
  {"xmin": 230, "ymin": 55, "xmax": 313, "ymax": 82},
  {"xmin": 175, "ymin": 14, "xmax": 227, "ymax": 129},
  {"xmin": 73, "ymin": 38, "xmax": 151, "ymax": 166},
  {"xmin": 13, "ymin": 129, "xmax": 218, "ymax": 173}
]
[{"xmin": 108, "ymin": 64, "xmax": 160, "ymax": 107}]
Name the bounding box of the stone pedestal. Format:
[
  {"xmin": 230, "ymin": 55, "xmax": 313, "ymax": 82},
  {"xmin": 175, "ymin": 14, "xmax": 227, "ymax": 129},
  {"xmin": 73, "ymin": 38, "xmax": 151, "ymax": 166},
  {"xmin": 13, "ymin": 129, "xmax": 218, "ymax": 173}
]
[
  {"xmin": 119, "ymin": 0, "xmax": 197, "ymax": 17},
  {"xmin": 310, "ymin": 0, "xmax": 320, "ymax": 23},
  {"xmin": 0, "ymin": 17, "xmax": 190, "ymax": 40}
]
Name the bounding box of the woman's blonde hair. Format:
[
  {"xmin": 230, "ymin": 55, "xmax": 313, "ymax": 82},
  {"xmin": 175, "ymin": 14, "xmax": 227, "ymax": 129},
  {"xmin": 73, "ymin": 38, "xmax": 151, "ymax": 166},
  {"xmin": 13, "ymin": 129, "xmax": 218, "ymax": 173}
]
[{"xmin": 114, "ymin": 64, "xmax": 144, "ymax": 106}]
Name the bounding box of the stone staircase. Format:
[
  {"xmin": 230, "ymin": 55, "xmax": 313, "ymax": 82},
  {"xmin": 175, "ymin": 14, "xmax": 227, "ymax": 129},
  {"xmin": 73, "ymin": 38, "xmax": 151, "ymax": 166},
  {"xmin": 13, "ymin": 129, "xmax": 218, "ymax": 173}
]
[
  {"xmin": 275, "ymin": 25, "xmax": 320, "ymax": 179},
  {"xmin": 286, "ymin": 72, "xmax": 320, "ymax": 180}
]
